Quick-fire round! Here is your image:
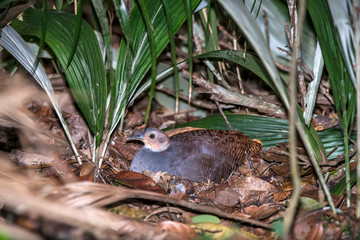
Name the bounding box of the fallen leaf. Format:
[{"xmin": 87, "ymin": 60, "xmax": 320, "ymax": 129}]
[
  {"xmin": 112, "ymin": 171, "xmax": 166, "ymax": 195},
  {"xmin": 9, "ymin": 150, "xmax": 54, "ymax": 166},
  {"xmin": 228, "ymin": 175, "xmax": 277, "ymax": 206},
  {"xmin": 156, "ymin": 221, "xmax": 197, "ymax": 240},
  {"xmin": 192, "ymin": 214, "xmax": 221, "ymax": 224},
  {"xmin": 244, "ymin": 205, "xmax": 280, "ymax": 220}
]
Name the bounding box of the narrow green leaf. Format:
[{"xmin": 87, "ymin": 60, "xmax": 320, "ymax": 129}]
[
  {"xmin": 161, "ymin": 0, "xmax": 180, "ymax": 115},
  {"xmin": 55, "ymin": 0, "xmax": 63, "ymax": 10},
  {"xmin": 67, "ymin": 0, "xmax": 83, "ymax": 68},
  {"xmin": 90, "ymin": 0, "xmax": 114, "ymax": 92},
  {"xmin": 303, "ymin": 41, "xmax": 324, "ymax": 126},
  {"xmin": 137, "ymin": 0, "xmax": 158, "ymax": 124},
  {"xmin": 33, "ymin": 0, "xmax": 48, "ymax": 70},
  {"xmin": 195, "ymin": 50, "xmax": 276, "ymax": 91},
  {"xmin": 327, "ymin": 0, "xmax": 356, "ymax": 86},
  {"xmin": 330, "ymin": 169, "xmax": 357, "ymax": 196},
  {"xmin": 183, "ymin": 0, "xmax": 193, "ymax": 101},
  {"xmin": 113, "ymin": 0, "xmax": 133, "ymax": 52}
]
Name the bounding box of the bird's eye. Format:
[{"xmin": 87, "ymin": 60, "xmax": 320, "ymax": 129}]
[{"xmin": 149, "ymin": 133, "xmax": 156, "ymax": 139}]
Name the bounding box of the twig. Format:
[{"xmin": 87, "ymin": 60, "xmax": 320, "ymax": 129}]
[
  {"xmin": 58, "ymin": 182, "xmax": 272, "ymax": 229},
  {"xmin": 233, "ymin": 31, "xmax": 244, "ymax": 94},
  {"xmin": 275, "ymin": 61, "xmax": 313, "ymax": 81},
  {"xmin": 203, "ymin": 60, "xmax": 231, "ymax": 89},
  {"xmin": 184, "ymin": 71, "xmax": 287, "ymax": 118},
  {"xmin": 214, "ymin": 100, "xmax": 233, "ymax": 130},
  {"xmin": 155, "ymin": 85, "xmax": 235, "ymax": 110},
  {"xmin": 297, "ymin": 57, "xmax": 306, "ymax": 109}
]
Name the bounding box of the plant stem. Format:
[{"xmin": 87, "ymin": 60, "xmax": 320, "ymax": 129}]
[
  {"xmin": 283, "ymin": 0, "xmax": 304, "ymax": 238},
  {"xmin": 354, "ymin": 0, "xmax": 360, "ymax": 217}
]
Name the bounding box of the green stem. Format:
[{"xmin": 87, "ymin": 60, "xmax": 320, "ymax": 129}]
[{"xmin": 344, "ymin": 130, "xmax": 351, "ymax": 206}]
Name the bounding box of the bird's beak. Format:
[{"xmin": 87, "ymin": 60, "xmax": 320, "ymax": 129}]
[{"xmin": 126, "ymin": 133, "xmax": 144, "ymax": 142}]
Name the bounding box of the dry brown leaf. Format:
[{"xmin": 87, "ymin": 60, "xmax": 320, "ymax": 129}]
[
  {"xmin": 306, "ymin": 222, "xmax": 324, "ymax": 240},
  {"xmin": 213, "ymin": 188, "xmax": 239, "ymax": 207},
  {"xmin": 112, "ymin": 171, "xmax": 166, "ymax": 195},
  {"xmin": 156, "ymin": 221, "xmax": 197, "ymax": 240},
  {"xmin": 170, "ymin": 193, "xmax": 189, "ymax": 200},
  {"xmin": 244, "ymin": 205, "xmax": 280, "ymax": 220},
  {"xmin": 271, "ymin": 163, "xmax": 291, "ymax": 177},
  {"xmin": 228, "ymin": 175, "xmax": 277, "ymax": 205},
  {"xmin": 274, "ymin": 190, "xmax": 289, "ymax": 202},
  {"xmin": 9, "ymin": 149, "xmax": 54, "ymax": 166},
  {"xmin": 263, "ymin": 151, "xmax": 289, "ymax": 163},
  {"xmin": 79, "ymin": 161, "xmax": 94, "ymax": 180},
  {"xmin": 124, "ymin": 111, "xmax": 144, "ymax": 129}
]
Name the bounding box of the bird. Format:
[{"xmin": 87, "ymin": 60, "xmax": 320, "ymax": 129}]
[{"xmin": 126, "ymin": 128, "xmax": 262, "ymax": 183}]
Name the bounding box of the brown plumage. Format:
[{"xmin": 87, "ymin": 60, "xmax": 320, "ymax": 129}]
[{"xmin": 127, "ymin": 128, "xmax": 262, "ymax": 183}]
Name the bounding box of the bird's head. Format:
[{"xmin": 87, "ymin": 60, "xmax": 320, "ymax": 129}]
[{"xmin": 126, "ymin": 128, "xmax": 171, "ymax": 152}]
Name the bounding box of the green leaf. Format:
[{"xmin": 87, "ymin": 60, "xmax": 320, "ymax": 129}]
[
  {"xmin": 192, "ymin": 214, "xmax": 221, "ymax": 224},
  {"xmin": 33, "ymin": 0, "xmax": 48, "ymax": 70},
  {"xmin": 195, "ymin": 50, "xmax": 276, "ymax": 91},
  {"xmin": 12, "ymin": 8, "xmax": 107, "ymax": 146},
  {"xmin": 90, "ymin": 0, "xmax": 114, "ymax": 83},
  {"xmin": 307, "ymin": 0, "xmax": 356, "ymax": 206},
  {"xmin": 307, "ymin": 0, "xmax": 356, "ymax": 135},
  {"xmin": 137, "ymin": 0, "xmax": 158, "ymax": 123},
  {"xmin": 299, "ymin": 197, "xmax": 327, "ymax": 211},
  {"xmin": 330, "ymin": 169, "xmax": 357, "ymax": 196},
  {"xmin": 183, "ymin": 0, "xmax": 193, "ymax": 99},
  {"xmin": 327, "ymin": 0, "xmax": 356, "ymax": 86},
  {"xmin": 173, "ymin": 113, "xmax": 353, "ymax": 159},
  {"xmin": 217, "ymin": 0, "xmax": 289, "ymax": 109},
  {"xmin": 243, "ymin": 0, "xmax": 317, "ymax": 71},
  {"xmin": 126, "ymin": 0, "xmax": 201, "ymax": 100},
  {"xmin": 66, "ymin": 0, "xmax": 83, "ymax": 68},
  {"xmin": 113, "ymin": 0, "xmax": 133, "ymax": 52},
  {"xmin": 55, "ymin": 0, "xmax": 63, "ymax": 10},
  {"xmin": 108, "ymin": 0, "xmax": 201, "ymax": 135},
  {"xmin": 161, "ymin": 0, "xmax": 180, "ymax": 114},
  {"xmin": 303, "ymin": 42, "xmax": 324, "ymax": 126}
]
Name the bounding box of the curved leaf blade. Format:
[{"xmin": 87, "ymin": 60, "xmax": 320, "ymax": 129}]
[{"xmin": 12, "ymin": 8, "xmax": 107, "ymax": 145}]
